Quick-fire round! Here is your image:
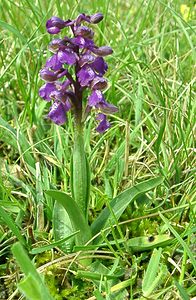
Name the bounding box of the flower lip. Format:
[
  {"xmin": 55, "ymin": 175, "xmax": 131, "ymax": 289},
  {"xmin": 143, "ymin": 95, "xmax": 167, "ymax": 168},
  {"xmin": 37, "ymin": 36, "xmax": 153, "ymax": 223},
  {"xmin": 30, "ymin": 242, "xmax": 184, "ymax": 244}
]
[
  {"xmin": 48, "ymin": 101, "xmax": 67, "ymax": 125},
  {"xmin": 88, "ymin": 90, "xmax": 104, "ymax": 106},
  {"xmin": 90, "ymin": 57, "xmax": 108, "ymax": 76},
  {"xmin": 96, "ymin": 113, "xmax": 110, "ymax": 133},
  {"xmin": 45, "ymin": 54, "xmax": 63, "ymax": 71}
]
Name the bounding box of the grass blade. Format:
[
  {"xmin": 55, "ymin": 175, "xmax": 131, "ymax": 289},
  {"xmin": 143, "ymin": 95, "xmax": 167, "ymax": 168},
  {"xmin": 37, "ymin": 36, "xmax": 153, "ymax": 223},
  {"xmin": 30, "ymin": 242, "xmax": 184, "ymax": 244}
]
[{"xmin": 160, "ymin": 213, "xmax": 196, "ymax": 271}]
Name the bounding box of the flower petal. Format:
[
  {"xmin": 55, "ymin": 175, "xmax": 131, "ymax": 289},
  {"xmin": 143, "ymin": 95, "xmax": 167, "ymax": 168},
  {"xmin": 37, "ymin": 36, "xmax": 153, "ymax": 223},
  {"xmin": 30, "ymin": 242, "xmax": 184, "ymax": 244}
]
[
  {"xmin": 39, "ymin": 83, "xmax": 57, "ymax": 101},
  {"xmin": 88, "ymin": 90, "xmax": 104, "ymax": 106},
  {"xmin": 48, "ymin": 101, "xmax": 67, "ymax": 125},
  {"xmin": 57, "ymin": 50, "xmax": 78, "ymax": 65},
  {"xmin": 96, "ymin": 113, "xmax": 110, "ymax": 133},
  {"xmin": 40, "ymin": 68, "xmax": 58, "ymax": 82},
  {"xmin": 91, "ymin": 77, "xmax": 107, "ymax": 90},
  {"xmin": 92, "ymin": 46, "xmax": 113, "ymax": 56},
  {"xmin": 97, "ymin": 101, "xmax": 118, "ymax": 114},
  {"xmin": 91, "ymin": 57, "xmax": 108, "ymax": 75},
  {"xmin": 77, "ymin": 65, "xmax": 95, "ymax": 86},
  {"xmin": 45, "ymin": 54, "xmax": 62, "ymax": 71}
]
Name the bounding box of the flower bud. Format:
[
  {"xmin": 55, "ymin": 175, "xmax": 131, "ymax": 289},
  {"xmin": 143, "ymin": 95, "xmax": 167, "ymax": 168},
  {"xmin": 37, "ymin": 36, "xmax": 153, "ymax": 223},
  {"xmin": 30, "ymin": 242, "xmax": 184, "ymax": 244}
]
[
  {"xmin": 46, "ymin": 16, "xmax": 65, "ymax": 34},
  {"xmin": 90, "ymin": 13, "xmax": 103, "ymax": 24},
  {"xmin": 92, "ymin": 46, "xmax": 113, "ymax": 56}
]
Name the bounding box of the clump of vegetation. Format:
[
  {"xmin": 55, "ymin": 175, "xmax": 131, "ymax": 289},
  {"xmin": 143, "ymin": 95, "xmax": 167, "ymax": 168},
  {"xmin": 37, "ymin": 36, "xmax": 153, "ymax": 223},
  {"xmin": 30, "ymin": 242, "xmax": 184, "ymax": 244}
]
[{"xmin": 0, "ymin": 0, "xmax": 195, "ymax": 299}]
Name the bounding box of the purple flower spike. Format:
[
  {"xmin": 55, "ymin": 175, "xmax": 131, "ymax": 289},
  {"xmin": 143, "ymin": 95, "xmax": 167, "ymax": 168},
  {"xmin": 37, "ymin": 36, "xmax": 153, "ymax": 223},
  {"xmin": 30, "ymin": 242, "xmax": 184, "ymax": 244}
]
[
  {"xmin": 96, "ymin": 113, "xmax": 110, "ymax": 133},
  {"xmin": 39, "ymin": 12, "xmax": 117, "ymax": 130},
  {"xmin": 39, "ymin": 83, "xmax": 57, "ymax": 101}
]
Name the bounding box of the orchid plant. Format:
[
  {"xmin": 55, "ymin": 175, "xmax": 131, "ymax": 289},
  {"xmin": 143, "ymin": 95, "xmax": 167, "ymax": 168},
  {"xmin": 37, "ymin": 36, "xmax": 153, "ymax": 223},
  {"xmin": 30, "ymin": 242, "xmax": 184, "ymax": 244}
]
[{"xmin": 38, "ymin": 13, "xmax": 163, "ymax": 257}]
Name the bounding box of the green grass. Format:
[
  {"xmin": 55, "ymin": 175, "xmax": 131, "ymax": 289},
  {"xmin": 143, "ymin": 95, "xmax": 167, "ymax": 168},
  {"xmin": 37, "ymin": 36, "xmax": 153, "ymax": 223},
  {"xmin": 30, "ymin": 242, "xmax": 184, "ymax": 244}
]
[{"xmin": 0, "ymin": 0, "xmax": 195, "ymax": 299}]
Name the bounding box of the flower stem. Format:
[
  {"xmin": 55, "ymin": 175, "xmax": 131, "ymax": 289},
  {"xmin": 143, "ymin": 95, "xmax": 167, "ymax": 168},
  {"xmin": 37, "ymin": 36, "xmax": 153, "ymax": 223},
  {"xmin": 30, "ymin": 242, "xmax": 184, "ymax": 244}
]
[{"xmin": 71, "ymin": 118, "xmax": 90, "ymax": 221}]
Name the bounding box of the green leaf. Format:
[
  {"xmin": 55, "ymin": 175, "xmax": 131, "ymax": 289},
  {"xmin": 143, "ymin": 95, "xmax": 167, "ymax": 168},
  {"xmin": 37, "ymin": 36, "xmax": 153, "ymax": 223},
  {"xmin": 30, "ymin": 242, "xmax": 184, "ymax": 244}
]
[
  {"xmin": 53, "ymin": 201, "xmax": 75, "ymax": 253},
  {"xmin": 18, "ymin": 275, "xmax": 44, "ymax": 300},
  {"xmin": 0, "ymin": 206, "xmax": 26, "ymax": 247},
  {"xmin": 12, "ymin": 242, "xmax": 53, "ymax": 300},
  {"xmin": 71, "ymin": 129, "xmax": 90, "ymax": 219},
  {"xmin": 0, "ymin": 20, "xmax": 27, "ymax": 44},
  {"xmin": 91, "ymin": 177, "xmax": 164, "ymax": 242},
  {"xmin": 175, "ymin": 280, "xmax": 190, "ymax": 300},
  {"xmin": 160, "ymin": 213, "xmax": 196, "ymax": 271},
  {"xmin": 45, "ymin": 190, "xmax": 91, "ymax": 246},
  {"xmin": 142, "ymin": 248, "xmax": 162, "ymax": 297},
  {"xmin": 0, "ymin": 116, "xmax": 35, "ymax": 171},
  {"xmin": 127, "ymin": 234, "xmax": 173, "ymax": 251},
  {"xmin": 30, "ymin": 231, "xmax": 79, "ymax": 255}
]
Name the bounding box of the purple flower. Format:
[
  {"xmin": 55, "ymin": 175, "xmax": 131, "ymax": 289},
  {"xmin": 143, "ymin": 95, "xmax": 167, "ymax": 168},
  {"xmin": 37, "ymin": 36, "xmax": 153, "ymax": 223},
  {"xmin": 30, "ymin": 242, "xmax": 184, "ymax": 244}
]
[
  {"xmin": 45, "ymin": 54, "xmax": 62, "ymax": 71},
  {"xmin": 90, "ymin": 57, "xmax": 108, "ymax": 75},
  {"xmin": 46, "ymin": 17, "xmax": 73, "ymax": 34},
  {"xmin": 39, "ymin": 83, "xmax": 57, "ymax": 101},
  {"xmin": 79, "ymin": 54, "xmax": 95, "ymax": 67},
  {"xmin": 57, "ymin": 50, "xmax": 78, "ymax": 65},
  {"xmin": 39, "ymin": 12, "xmax": 117, "ymax": 131},
  {"xmin": 77, "ymin": 65, "xmax": 95, "ymax": 86},
  {"xmin": 88, "ymin": 90, "xmax": 104, "ymax": 106},
  {"xmin": 74, "ymin": 26, "xmax": 94, "ymax": 39},
  {"xmin": 90, "ymin": 13, "xmax": 104, "ymax": 24},
  {"xmin": 40, "ymin": 68, "xmax": 58, "ymax": 82},
  {"xmin": 96, "ymin": 114, "xmax": 110, "ymax": 133},
  {"xmin": 48, "ymin": 39, "xmax": 62, "ymax": 52},
  {"xmin": 88, "ymin": 90, "xmax": 118, "ymax": 114},
  {"xmin": 46, "ymin": 16, "xmax": 66, "ymax": 34},
  {"xmin": 92, "ymin": 46, "xmax": 113, "ymax": 56},
  {"xmin": 91, "ymin": 77, "xmax": 107, "ymax": 90},
  {"xmin": 48, "ymin": 101, "xmax": 70, "ymax": 125},
  {"xmin": 71, "ymin": 36, "xmax": 94, "ymax": 49}
]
